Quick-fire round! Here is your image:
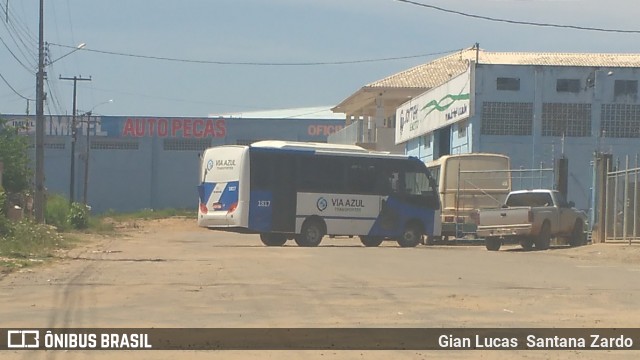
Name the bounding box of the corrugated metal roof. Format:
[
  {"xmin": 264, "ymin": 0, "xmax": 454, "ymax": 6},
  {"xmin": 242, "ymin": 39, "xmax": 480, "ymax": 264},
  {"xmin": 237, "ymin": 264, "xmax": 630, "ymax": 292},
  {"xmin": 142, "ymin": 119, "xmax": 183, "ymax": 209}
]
[
  {"xmin": 211, "ymin": 106, "xmax": 344, "ymax": 119},
  {"xmin": 367, "ymin": 47, "xmax": 640, "ymax": 90}
]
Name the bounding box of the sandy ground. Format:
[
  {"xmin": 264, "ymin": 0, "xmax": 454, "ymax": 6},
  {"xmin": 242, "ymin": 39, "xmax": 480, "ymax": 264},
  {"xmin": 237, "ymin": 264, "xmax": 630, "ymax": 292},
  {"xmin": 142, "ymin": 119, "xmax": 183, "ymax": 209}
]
[{"xmin": 1, "ymin": 217, "xmax": 640, "ymax": 359}]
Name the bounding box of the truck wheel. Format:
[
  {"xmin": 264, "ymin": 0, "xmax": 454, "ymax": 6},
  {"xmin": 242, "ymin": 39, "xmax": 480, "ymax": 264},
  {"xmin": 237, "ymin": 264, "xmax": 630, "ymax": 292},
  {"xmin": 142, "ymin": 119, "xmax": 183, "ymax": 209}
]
[
  {"xmin": 260, "ymin": 233, "xmax": 287, "ymax": 246},
  {"xmin": 360, "ymin": 236, "xmax": 384, "ymax": 247},
  {"xmin": 397, "ymin": 222, "xmax": 422, "ymax": 247},
  {"xmin": 569, "ymin": 221, "xmax": 586, "ymax": 247},
  {"xmin": 485, "ymin": 237, "xmax": 501, "ymax": 251},
  {"xmin": 520, "ymin": 237, "xmax": 534, "ymax": 251},
  {"xmin": 535, "ymin": 222, "xmax": 551, "ymax": 250},
  {"xmin": 294, "ymin": 219, "xmax": 325, "ymax": 247}
]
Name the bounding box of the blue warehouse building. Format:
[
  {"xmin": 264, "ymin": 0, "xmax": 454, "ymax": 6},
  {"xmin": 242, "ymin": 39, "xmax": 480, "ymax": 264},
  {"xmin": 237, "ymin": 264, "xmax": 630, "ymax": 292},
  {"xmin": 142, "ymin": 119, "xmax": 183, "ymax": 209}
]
[{"xmin": 1, "ymin": 108, "xmax": 344, "ymax": 213}]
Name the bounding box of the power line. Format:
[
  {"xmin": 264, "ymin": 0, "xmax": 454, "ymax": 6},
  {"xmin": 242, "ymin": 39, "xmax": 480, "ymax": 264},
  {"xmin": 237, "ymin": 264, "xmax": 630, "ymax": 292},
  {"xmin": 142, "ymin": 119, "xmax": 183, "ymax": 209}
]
[
  {"xmin": 48, "ymin": 43, "xmax": 462, "ymax": 66},
  {"xmin": 395, "ymin": 0, "xmax": 640, "ymax": 34},
  {"xmin": 0, "ymin": 70, "xmax": 33, "ymax": 100}
]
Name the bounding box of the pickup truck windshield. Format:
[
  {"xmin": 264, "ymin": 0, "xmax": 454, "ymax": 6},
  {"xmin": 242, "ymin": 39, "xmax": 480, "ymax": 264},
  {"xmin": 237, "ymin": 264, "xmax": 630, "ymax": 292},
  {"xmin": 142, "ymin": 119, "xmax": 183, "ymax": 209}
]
[{"xmin": 505, "ymin": 192, "xmax": 553, "ymax": 207}]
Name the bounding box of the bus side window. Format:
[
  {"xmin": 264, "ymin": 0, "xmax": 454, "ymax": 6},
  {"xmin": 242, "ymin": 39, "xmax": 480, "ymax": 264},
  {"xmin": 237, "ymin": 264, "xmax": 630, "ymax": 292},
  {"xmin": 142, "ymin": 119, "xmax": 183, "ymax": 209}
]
[
  {"xmin": 250, "ymin": 152, "xmax": 273, "ymax": 190},
  {"xmin": 298, "ymin": 156, "xmax": 344, "ymax": 193},
  {"xmin": 390, "ymin": 172, "xmax": 401, "ymax": 193},
  {"xmin": 347, "ymin": 162, "xmax": 376, "ymax": 194}
]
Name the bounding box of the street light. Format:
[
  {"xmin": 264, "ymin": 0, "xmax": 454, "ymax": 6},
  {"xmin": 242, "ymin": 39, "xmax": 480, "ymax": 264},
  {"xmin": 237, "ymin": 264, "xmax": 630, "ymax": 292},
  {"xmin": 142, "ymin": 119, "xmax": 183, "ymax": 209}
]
[
  {"xmin": 46, "ymin": 43, "xmax": 86, "ymax": 66},
  {"xmin": 81, "ymin": 99, "xmax": 113, "ymax": 205}
]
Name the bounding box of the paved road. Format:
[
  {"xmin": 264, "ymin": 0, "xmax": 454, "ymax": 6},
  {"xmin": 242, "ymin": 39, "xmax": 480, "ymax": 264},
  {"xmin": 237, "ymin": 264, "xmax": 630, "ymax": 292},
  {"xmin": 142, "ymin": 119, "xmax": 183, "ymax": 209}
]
[{"xmin": 1, "ymin": 218, "xmax": 639, "ymax": 359}]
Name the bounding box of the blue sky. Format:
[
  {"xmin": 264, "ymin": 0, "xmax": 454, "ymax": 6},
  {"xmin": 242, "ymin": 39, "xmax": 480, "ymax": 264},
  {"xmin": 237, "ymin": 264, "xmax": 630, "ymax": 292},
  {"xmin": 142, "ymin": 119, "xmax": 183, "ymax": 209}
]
[{"xmin": 1, "ymin": 0, "xmax": 639, "ymax": 117}]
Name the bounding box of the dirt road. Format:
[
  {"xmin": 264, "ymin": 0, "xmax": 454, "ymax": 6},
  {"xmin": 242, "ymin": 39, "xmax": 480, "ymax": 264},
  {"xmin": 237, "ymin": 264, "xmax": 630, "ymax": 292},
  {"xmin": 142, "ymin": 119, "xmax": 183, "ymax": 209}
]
[{"xmin": 1, "ymin": 218, "xmax": 639, "ymax": 359}]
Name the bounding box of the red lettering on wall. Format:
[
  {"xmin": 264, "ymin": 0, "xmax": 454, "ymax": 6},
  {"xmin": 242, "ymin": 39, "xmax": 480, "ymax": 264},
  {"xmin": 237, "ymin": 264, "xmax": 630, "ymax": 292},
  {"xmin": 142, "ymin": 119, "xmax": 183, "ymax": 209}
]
[
  {"xmin": 158, "ymin": 119, "xmax": 168, "ymax": 137},
  {"xmin": 307, "ymin": 124, "xmax": 343, "ymax": 136},
  {"xmin": 122, "ymin": 119, "xmax": 135, "ymax": 136},
  {"xmin": 183, "ymin": 119, "xmax": 193, "ymax": 138},
  {"xmin": 203, "ymin": 120, "xmax": 216, "ymax": 137},
  {"xmin": 215, "ymin": 119, "xmax": 226, "ymax": 137},
  {"xmin": 171, "ymin": 119, "xmax": 182, "ymax": 137},
  {"xmin": 134, "ymin": 119, "xmax": 145, "ymax": 137},
  {"xmin": 193, "ymin": 119, "xmax": 204, "ymax": 137},
  {"xmin": 148, "ymin": 118, "xmax": 156, "ymax": 136},
  {"xmin": 121, "ymin": 117, "xmax": 227, "ymax": 138}
]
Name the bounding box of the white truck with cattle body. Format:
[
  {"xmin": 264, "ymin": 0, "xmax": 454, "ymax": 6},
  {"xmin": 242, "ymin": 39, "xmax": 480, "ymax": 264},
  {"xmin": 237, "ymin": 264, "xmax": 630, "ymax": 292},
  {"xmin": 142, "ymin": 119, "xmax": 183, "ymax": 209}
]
[{"xmin": 476, "ymin": 189, "xmax": 587, "ymax": 251}]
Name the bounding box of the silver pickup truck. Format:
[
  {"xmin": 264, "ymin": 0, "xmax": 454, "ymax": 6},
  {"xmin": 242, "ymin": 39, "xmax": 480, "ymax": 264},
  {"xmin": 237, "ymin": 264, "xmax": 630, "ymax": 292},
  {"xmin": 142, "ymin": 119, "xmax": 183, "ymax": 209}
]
[{"xmin": 477, "ymin": 189, "xmax": 587, "ymax": 251}]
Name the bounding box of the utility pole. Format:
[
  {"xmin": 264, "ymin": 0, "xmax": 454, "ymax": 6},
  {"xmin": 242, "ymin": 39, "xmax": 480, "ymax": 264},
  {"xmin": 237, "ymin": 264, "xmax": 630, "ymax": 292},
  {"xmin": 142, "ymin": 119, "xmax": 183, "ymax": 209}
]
[
  {"xmin": 34, "ymin": 0, "xmax": 45, "ymax": 223},
  {"xmin": 82, "ymin": 112, "xmax": 91, "ymax": 205},
  {"xmin": 59, "ymin": 75, "xmax": 91, "ymax": 204}
]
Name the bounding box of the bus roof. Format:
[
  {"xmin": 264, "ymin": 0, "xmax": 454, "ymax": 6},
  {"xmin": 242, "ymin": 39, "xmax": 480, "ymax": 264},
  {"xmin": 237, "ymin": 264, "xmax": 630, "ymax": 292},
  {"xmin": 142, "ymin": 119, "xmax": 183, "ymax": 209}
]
[
  {"xmin": 426, "ymin": 153, "xmax": 510, "ymax": 166},
  {"xmin": 249, "ymin": 140, "xmax": 410, "ymax": 160},
  {"xmin": 251, "ymin": 140, "xmax": 368, "ymax": 153}
]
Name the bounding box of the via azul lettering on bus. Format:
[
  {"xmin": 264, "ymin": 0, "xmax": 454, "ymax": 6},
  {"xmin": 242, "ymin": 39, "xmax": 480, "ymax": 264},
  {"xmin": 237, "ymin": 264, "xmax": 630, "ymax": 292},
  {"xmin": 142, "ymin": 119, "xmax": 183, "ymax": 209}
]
[
  {"xmin": 215, "ymin": 159, "xmax": 236, "ymax": 169},
  {"xmin": 331, "ymin": 198, "xmax": 365, "ymax": 208}
]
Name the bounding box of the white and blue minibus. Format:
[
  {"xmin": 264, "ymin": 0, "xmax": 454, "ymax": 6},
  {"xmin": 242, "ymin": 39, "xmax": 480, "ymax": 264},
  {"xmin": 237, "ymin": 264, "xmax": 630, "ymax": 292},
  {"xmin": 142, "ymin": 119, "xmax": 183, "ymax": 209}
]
[{"xmin": 197, "ymin": 141, "xmax": 441, "ymax": 247}]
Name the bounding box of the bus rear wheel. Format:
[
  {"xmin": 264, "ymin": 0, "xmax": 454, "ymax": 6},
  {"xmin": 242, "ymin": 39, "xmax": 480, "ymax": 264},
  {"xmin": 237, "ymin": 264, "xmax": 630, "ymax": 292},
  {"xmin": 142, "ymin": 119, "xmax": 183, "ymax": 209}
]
[
  {"xmin": 260, "ymin": 233, "xmax": 287, "ymax": 246},
  {"xmin": 397, "ymin": 222, "xmax": 422, "ymax": 247},
  {"xmin": 294, "ymin": 219, "xmax": 325, "ymax": 247},
  {"xmin": 360, "ymin": 236, "xmax": 384, "ymax": 247}
]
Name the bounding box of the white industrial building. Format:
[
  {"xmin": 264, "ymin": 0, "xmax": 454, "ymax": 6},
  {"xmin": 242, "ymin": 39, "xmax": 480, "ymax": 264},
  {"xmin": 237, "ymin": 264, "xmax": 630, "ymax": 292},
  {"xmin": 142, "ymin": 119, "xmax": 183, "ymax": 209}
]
[{"xmin": 331, "ymin": 47, "xmax": 640, "ymax": 211}]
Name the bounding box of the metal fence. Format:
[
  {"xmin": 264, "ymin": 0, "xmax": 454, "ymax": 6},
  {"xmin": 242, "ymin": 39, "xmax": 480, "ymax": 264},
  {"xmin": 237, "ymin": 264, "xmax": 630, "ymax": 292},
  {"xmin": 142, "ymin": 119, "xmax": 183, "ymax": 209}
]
[
  {"xmin": 327, "ymin": 119, "xmax": 374, "ymax": 145},
  {"xmin": 510, "ymin": 165, "xmax": 555, "ymax": 191},
  {"xmin": 603, "ymin": 155, "xmax": 640, "ymax": 243}
]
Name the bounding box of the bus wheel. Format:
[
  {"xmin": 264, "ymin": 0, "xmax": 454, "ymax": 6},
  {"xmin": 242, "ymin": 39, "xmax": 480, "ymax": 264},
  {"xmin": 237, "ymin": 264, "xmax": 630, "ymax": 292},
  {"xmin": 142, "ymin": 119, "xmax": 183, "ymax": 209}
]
[
  {"xmin": 295, "ymin": 219, "xmax": 325, "ymax": 247},
  {"xmin": 397, "ymin": 222, "xmax": 422, "ymax": 247},
  {"xmin": 360, "ymin": 236, "xmax": 383, "ymax": 247},
  {"xmin": 260, "ymin": 233, "xmax": 287, "ymax": 246}
]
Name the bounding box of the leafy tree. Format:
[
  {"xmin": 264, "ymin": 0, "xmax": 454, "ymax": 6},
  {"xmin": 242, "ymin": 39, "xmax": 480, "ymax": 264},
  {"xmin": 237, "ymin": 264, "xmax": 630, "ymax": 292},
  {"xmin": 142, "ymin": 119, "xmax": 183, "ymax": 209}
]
[{"xmin": 0, "ymin": 118, "xmax": 31, "ymax": 194}]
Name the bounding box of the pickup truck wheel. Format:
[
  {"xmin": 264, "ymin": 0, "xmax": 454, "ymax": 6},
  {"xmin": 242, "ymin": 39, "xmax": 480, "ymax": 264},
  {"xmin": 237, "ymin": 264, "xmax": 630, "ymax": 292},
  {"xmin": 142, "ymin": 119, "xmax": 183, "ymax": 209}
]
[
  {"xmin": 485, "ymin": 237, "xmax": 501, "ymax": 251},
  {"xmin": 535, "ymin": 222, "xmax": 551, "ymax": 250},
  {"xmin": 520, "ymin": 238, "xmax": 534, "ymax": 251},
  {"xmin": 569, "ymin": 221, "xmax": 586, "ymax": 247}
]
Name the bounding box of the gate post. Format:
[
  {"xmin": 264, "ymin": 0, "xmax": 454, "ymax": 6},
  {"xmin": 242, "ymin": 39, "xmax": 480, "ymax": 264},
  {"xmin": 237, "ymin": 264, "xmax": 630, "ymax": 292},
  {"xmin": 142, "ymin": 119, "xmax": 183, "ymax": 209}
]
[
  {"xmin": 592, "ymin": 152, "xmax": 612, "ymax": 243},
  {"xmin": 555, "ymin": 156, "xmax": 568, "ymax": 198}
]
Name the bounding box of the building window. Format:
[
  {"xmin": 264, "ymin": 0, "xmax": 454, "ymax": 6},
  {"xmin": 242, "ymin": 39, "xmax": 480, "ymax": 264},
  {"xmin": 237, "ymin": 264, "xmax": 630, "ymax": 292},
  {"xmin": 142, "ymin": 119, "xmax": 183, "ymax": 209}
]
[
  {"xmin": 163, "ymin": 138, "xmax": 212, "ymax": 151},
  {"xmin": 481, "ymin": 102, "xmax": 533, "ymax": 136},
  {"xmin": 601, "ymin": 104, "xmax": 640, "ymax": 138},
  {"xmin": 91, "ymin": 139, "xmax": 139, "ymax": 150},
  {"xmin": 556, "ymin": 79, "xmax": 581, "ymax": 93},
  {"xmin": 497, "ymin": 77, "xmax": 520, "ymax": 91},
  {"xmin": 614, "ymin": 80, "xmax": 638, "ymax": 98},
  {"xmin": 542, "ymin": 103, "xmax": 591, "ymax": 137},
  {"xmin": 423, "ymin": 134, "xmax": 432, "ymax": 148},
  {"xmin": 28, "ymin": 136, "xmax": 66, "ymax": 150},
  {"xmin": 457, "ymin": 120, "xmax": 468, "ymax": 138}
]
